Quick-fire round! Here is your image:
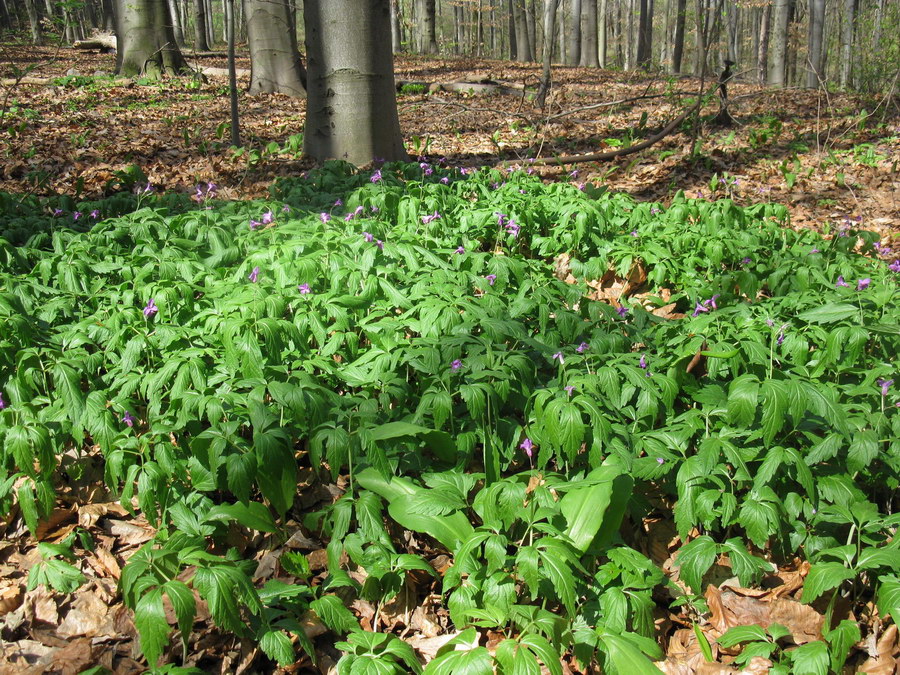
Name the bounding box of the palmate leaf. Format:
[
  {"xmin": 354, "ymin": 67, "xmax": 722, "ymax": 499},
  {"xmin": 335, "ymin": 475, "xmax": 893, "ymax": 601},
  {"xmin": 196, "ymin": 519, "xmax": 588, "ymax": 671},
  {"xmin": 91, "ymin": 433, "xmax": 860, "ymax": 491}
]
[
  {"xmin": 801, "ymin": 562, "xmax": 856, "ymax": 604},
  {"xmin": 193, "ymin": 564, "xmax": 261, "ymax": 635},
  {"xmin": 596, "ymin": 631, "xmax": 664, "ymax": 675},
  {"xmin": 134, "ymin": 588, "xmax": 169, "ymax": 668},
  {"xmin": 727, "ymin": 374, "xmax": 759, "ymax": 428},
  {"xmin": 310, "ymin": 595, "xmax": 359, "ymax": 635},
  {"xmin": 674, "ymin": 535, "xmax": 717, "ymax": 595}
]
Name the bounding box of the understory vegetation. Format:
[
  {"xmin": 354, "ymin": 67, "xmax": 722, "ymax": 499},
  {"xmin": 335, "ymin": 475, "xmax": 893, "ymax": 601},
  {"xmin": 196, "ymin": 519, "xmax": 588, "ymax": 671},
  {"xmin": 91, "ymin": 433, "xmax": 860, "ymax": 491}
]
[{"xmin": 0, "ymin": 160, "xmax": 898, "ymax": 673}]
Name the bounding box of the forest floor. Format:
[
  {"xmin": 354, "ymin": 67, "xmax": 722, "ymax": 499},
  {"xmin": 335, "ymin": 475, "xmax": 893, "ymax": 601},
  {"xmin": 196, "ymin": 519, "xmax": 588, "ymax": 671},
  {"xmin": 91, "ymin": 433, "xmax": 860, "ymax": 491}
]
[{"xmin": 0, "ymin": 40, "xmax": 899, "ymax": 675}]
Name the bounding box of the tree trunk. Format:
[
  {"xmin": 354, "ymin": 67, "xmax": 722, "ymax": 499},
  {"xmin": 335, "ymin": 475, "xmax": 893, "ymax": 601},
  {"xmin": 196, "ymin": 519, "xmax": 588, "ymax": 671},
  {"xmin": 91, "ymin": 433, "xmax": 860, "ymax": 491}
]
[
  {"xmin": 225, "ymin": 0, "xmax": 239, "ymax": 146},
  {"xmin": 671, "ymin": 0, "xmax": 686, "ymax": 72},
  {"xmin": 756, "ymin": 4, "xmax": 769, "ymax": 84},
  {"xmin": 116, "ymin": 0, "xmax": 188, "ymax": 77},
  {"xmin": 525, "ymin": 0, "xmax": 536, "ymax": 60},
  {"xmin": 303, "ymin": 0, "xmax": 406, "ymax": 165},
  {"xmin": 508, "ymin": 0, "xmax": 517, "ymax": 58},
  {"xmin": 204, "ymin": 0, "xmax": 215, "ymax": 47},
  {"xmin": 167, "ymin": 0, "xmax": 185, "ymax": 45},
  {"xmin": 636, "ymin": 0, "xmax": 653, "ymax": 67},
  {"xmin": 25, "ymin": 0, "xmax": 42, "ymax": 45},
  {"xmin": 512, "ymin": 0, "xmax": 530, "ymax": 60},
  {"xmin": 839, "ymin": 0, "xmax": 854, "ymax": 87},
  {"xmin": 769, "ymin": 0, "xmax": 789, "ymax": 86},
  {"xmin": 537, "ymin": 0, "xmax": 559, "ymax": 107},
  {"xmin": 805, "ymin": 0, "xmax": 824, "ymax": 87},
  {"xmin": 598, "ymin": 0, "xmax": 607, "ymax": 66},
  {"xmin": 580, "ymin": 0, "xmax": 598, "ymax": 66},
  {"xmin": 392, "ymin": 0, "xmax": 403, "ymax": 52},
  {"xmin": 102, "ymin": 0, "xmax": 116, "ymax": 31},
  {"xmin": 567, "ymin": 0, "xmax": 581, "ymax": 63},
  {"xmin": 193, "ymin": 0, "xmax": 209, "ymax": 50},
  {"xmin": 246, "ymin": 0, "xmax": 305, "ymax": 95},
  {"xmin": 418, "ymin": 0, "xmax": 438, "ymax": 53}
]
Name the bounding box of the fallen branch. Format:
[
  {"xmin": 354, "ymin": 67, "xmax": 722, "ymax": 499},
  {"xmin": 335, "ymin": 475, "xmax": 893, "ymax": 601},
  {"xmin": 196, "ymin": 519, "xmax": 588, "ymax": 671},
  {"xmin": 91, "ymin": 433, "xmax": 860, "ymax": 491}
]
[{"xmin": 502, "ymin": 84, "xmax": 714, "ymax": 167}]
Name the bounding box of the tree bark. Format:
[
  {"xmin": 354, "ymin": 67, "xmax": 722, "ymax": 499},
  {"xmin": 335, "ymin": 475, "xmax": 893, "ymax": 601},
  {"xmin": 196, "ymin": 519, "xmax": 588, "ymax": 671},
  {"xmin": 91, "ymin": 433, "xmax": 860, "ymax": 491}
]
[
  {"xmin": 101, "ymin": 0, "xmax": 116, "ymax": 31},
  {"xmin": 116, "ymin": 0, "xmax": 188, "ymax": 77},
  {"xmin": 537, "ymin": 0, "xmax": 559, "ymax": 107},
  {"xmin": 304, "ymin": 0, "xmax": 406, "ymax": 165},
  {"xmin": 636, "ymin": 0, "xmax": 653, "ymax": 67},
  {"xmin": 225, "ymin": 0, "xmax": 239, "ymax": 146},
  {"xmin": 167, "ymin": 0, "xmax": 185, "ymax": 45},
  {"xmin": 671, "ymin": 0, "xmax": 686, "ymax": 72},
  {"xmin": 391, "ymin": 0, "xmax": 403, "ymax": 52},
  {"xmin": 769, "ymin": 0, "xmax": 789, "ymax": 86},
  {"xmin": 805, "ymin": 0, "xmax": 824, "ymax": 87},
  {"xmin": 203, "ymin": 0, "xmax": 215, "ymax": 48},
  {"xmin": 598, "ymin": 0, "xmax": 607, "ymax": 66},
  {"xmin": 193, "ymin": 0, "xmax": 209, "ymax": 51},
  {"xmin": 580, "ymin": 0, "xmax": 598, "ymax": 66},
  {"xmin": 246, "ymin": 0, "xmax": 305, "ymax": 95},
  {"xmin": 525, "ymin": 0, "xmax": 537, "ymax": 60},
  {"xmin": 839, "ymin": 0, "xmax": 854, "ymax": 88},
  {"xmin": 418, "ymin": 0, "xmax": 438, "ymax": 53},
  {"xmin": 512, "ymin": 0, "xmax": 530, "ymax": 60},
  {"xmin": 25, "ymin": 0, "xmax": 42, "ymax": 45},
  {"xmin": 756, "ymin": 4, "xmax": 769, "ymax": 85},
  {"xmin": 567, "ymin": 0, "xmax": 581, "ymax": 63}
]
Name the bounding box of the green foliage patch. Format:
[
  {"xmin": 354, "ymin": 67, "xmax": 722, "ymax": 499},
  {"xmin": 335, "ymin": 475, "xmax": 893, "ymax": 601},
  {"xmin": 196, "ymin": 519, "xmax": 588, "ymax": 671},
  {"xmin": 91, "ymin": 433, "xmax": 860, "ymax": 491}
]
[{"xmin": 0, "ymin": 160, "xmax": 897, "ymax": 671}]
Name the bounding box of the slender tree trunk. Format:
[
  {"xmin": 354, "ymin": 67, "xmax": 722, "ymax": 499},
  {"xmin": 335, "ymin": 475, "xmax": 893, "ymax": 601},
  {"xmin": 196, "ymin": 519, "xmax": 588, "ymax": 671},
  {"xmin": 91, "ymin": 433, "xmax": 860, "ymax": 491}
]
[
  {"xmin": 537, "ymin": 0, "xmax": 559, "ymax": 107},
  {"xmin": 25, "ymin": 0, "xmax": 42, "ymax": 45},
  {"xmin": 567, "ymin": 0, "xmax": 581, "ymax": 63},
  {"xmin": 839, "ymin": 0, "xmax": 854, "ymax": 87},
  {"xmin": 671, "ymin": 0, "xmax": 686, "ymax": 72},
  {"xmin": 757, "ymin": 4, "xmax": 770, "ymax": 84},
  {"xmin": 769, "ymin": 0, "xmax": 789, "ymax": 85},
  {"xmin": 303, "ymin": 0, "xmax": 406, "ymax": 165},
  {"xmin": 598, "ymin": 0, "xmax": 607, "ymax": 65},
  {"xmin": 508, "ymin": 0, "xmax": 517, "ymax": 57},
  {"xmin": 636, "ymin": 0, "xmax": 653, "ymax": 67},
  {"xmin": 117, "ymin": 0, "xmax": 188, "ymax": 77},
  {"xmin": 525, "ymin": 0, "xmax": 536, "ymax": 59},
  {"xmin": 558, "ymin": 5, "xmax": 566, "ymax": 61},
  {"xmin": 246, "ymin": 0, "xmax": 306, "ymax": 95},
  {"xmin": 167, "ymin": 0, "xmax": 185, "ymax": 45},
  {"xmin": 418, "ymin": 0, "xmax": 438, "ymax": 53},
  {"xmin": 193, "ymin": 0, "xmax": 209, "ymax": 50},
  {"xmin": 725, "ymin": 0, "xmax": 738, "ymax": 63},
  {"xmin": 512, "ymin": 0, "xmax": 530, "ymax": 60},
  {"xmin": 805, "ymin": 0, "xmax": 825, "ymax": 87},
  {"xmin": 693, "ymin": 0, "xmax": 705, "ymax": 74},
  {"xmin": 203, "ymin": 0, "xmax": 214, "ymax": 47},
  {"xmin": 225, "ymin": 0, "xmax": 239, "ymax": 146},
  {"xmin": 580, "ymin": 0, "xmax": 598, "ymax": 65},
  {"xmin": 392, "ymin": 0, "xmax": 403, "ymax": 52}
]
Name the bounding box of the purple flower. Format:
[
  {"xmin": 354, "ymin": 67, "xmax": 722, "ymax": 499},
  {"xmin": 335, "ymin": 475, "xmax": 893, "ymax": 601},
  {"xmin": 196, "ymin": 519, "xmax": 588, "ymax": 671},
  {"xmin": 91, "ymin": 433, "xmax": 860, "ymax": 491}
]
[
  {"xmin": 890, "ymin": 260, "xmax": 900, "ymax": 273},
  {"xmin": 90, "ymin": 209, "xmax": 100, "ymax": 219},
  {"xmin": 703, "ymin": 295, "xmax": 720, "ymax": 310},
  {"xmin": 249, "ymin": 219, "xmax": 261, "ymax": 230},
  {"xmin": 455, "ymin": 246, "xmax": 465, "ymax": 254},
  {"xmin": 857, "ymin": 278, "xmax": 871, "ymax": 291},
  {"xmin": 836, "ymin": 276, "xmax": 849, "ymax": 288},
  {"xmin": 569, "ymin": 170, "xmax": 579, "ymax": 179},
  {"xmin": 298, "ymin": 283, "xmax": 311, "ymax": 295},
  {"xmin": 485, "ymin": 274, "xmax": 497, "ymax": 286},
  {"xmin": 422, "ymin": 211, "xmax": 441, "ymax": 225},
  {"xmin": 320, "ymin": 213, "xmax": 331, "ymax": 223},
  {"xmin": 777, "ymin": 331, "xmax": 785, "ymax": 346},
  {"xmin": 617, "ymin": 306, "xmax": 628, "ymax": 318},
  {"xmin": 121, "ymin": 411, "xmax": 135, "ymax": 427},
  {"xmin": 552, "ymin": 352, "xmax": 565, "ymax": 364},
  {"xmin": 450, "ymin": 359, "xmax": 462, "ymax": 372},
  {"xmin": 53, "ymin": 208, "xmax": 63, "ymax": 217},
  {"xmin": 440, "ymin": 177, "xmax": 450, "ymax": 184},
  {"xmin": 692, "ymin": 302, "xmax": 709, "ymax": 318},
  {"xmin": 143, "ymin": 299, "xmax": 158, "ymax": 317},
  {"xmin": 0, "ymin": 394, "xmax": 6, "ymax": 410},
  {"xmin": 576, "ymin": 342, "xmax": 589, "ymax": 353},
  {"xmin": 766, "ymin": 318, "xmax": 775, "ymax": 327},
  {"xmin": 371, "ymin": 206, "xmax": 379, "ymax": 213},
  {"xmin": 878, "ymin": 379, "xmax": 894, "ymax": 397},
  {"xmin": 420, "ymin": 162, "xmax": 433, "ymax": 176},
  {"xmin": 375, "ymin": 240, "xmax": 384, "ymax": 250},
  {"xmin": 505, "ymin": 221, "xmax": 520, "ymax": 237},
  {"xmin": 72, "ymin": 211, "xmax": 81, "ymax": 221},
  {"xmin": 282, "ymin": 204, "xmax": 291, "ymax": 213},
  {"xmin": 810, "ymin": 248, "xmax": 820, "ymax": 254},
  {"xmin": 631, "ymin": 229, "xmax": 639, "ymax": 237},
  {"xmin": 364, "ymin": 232, "xmax": 374, "ymax": 242},
  {"xmin": 248, "ymin": 266, "xmax": 260, "ymax": 283},
  {"xmin": 741, "ymin": 257, "xmax": 752, "ymax": 265},
  {"xmin": 344, "ymin": 213, "xmax": 354, "ymax": 222},
  {"xmin": 651, "ymin": 207, "xmax": 660, "ymax": 215},
  {"xmin": 354, "ymin": 205, "xmax": 364, "ymax": 217},
  {"xmin": 564, "ymin": 385, "xmax": 575, "ymax": 397},
  {"xmin": 656, "ymin": 457, "xmax": 665, "ymax": 465},
  {"xmin": 520, "ymin": 437, "xmax": 534, "ymax": 458},
  {"xmin": 261, "ymin": 210, "xmax": 275, "ymax": 225},
  {"xmin": 371, "ymin": 169, "xmax": 383, "ymax": 183},
  {"xmin": 334, "ymin": 199, "xmax": 343, "ymax": 207},
  {"xmin": 639, "ymin": 354, "xmax": 648, "ymax": 370}
]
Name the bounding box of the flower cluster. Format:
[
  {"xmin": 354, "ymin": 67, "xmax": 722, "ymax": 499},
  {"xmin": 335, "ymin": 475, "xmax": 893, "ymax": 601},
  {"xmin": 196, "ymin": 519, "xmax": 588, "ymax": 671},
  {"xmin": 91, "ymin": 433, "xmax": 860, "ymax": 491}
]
[{"xmin": 692, "ymin": 295, "xmax": 720, "ymax": 317}]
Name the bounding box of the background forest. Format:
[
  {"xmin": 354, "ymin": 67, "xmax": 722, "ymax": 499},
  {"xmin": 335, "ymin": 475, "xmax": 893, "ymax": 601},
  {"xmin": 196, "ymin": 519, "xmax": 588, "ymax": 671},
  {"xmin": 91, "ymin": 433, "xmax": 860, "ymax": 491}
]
[{"xmin": 0, "ymin": 1, "xmax": 899, "ymax": 674}]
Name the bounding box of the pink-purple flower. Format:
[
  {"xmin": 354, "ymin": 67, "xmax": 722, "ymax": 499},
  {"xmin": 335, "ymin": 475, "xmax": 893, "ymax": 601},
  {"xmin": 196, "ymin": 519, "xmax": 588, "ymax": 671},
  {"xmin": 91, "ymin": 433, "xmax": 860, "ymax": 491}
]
[
  {"xmin": 422, "ymin": 211, "xmax": 441, "ymax": 225},
  {"xmin": 890, "ymin": 260, "xmax": 900, "ymax": 273},
  {"xmin": 639, "ymin": 354, "xmax": 648, "ymax": 370},
  {"xmin": 298, "ymin": 283, "xmax": 311, "ymax": 294},
  {"xmin": 143, "ymin": 299, "xmax": 158, "ymax": 317},
  {"xmin": 364, "ymin": 232, "xmax": 374, "ymax": 242},
  {"xmin": 505, "ymin": 220, "xmax": 520, "ymax": 237},
  {"xmin": 564, "ymin": 385, "xmax": 575, "ymax": 397},
  {"xmin": 878, "ymin": 379, "xmax": 894, "ymax": 397},
  {"xmin": 485, "ymin": 274, "xmax": 497, "ymax": 285},
  {"xmin": 455, "ymin": 246, "xmax": 465, "ymax": 254},
  {"xmin": 552, "ymin": 352, "xmax": 565, "ymax": 364},
  {"xmin": 576, "ymin": 342, "xmax": 589, "ymax": 353},
  {"xmin": 248, "ymin": 266, "xmax": 260, "ymax": 283},
  {"xmin": 857, "ymin": 278, "xmax": 871, "ymax": 291},
  {"xmin": 90, "ymin": 209, "xmax": 100, "ymax": 219},
  {"xmin": 261, "ymin": 210, "xmax": 275, "ymax": 225},
  {"xmin": 836, "ymin": 276, "xmax": 849, "ymax": 288},
  {"xmin": 320, "ymin": 213, "xmax": 331, "ymax": 223},
  {"xmin": 520, "ymin": 437, "xmax": 534, "ymax": 458},
  {"xmin": 375, "ymin": 240, "xmax": 384, "ymax": 250},
  {"xmin": 122, "ymin": 411, "xmax": 135, "ymax": 427},
  {"xmin": 371, "ymin": 169, "xmax": 382, "ymax": 183},
  {"xmin": 617, "ymin": 306, "xmax": 628, "ymax": 318},
  {"xmin": 450, "ymin": 359, "xmax": 462, "ymax": 372},
  {"xmin": 0, "ymin": 394, "xmax": 6, "ymax": 410}
]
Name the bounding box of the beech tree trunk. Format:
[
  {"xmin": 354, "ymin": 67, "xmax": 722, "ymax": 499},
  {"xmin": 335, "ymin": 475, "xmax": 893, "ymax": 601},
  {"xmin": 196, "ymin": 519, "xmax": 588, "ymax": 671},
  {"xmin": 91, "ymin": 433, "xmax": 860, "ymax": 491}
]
[
  {"xmin": 598, "ymin": 0, "xmax": 607, "ymax": 66},
  {"xmin": 769, "ymin": 0, "xmax": 789, "ymax": 86},
  {"xmin": 525, "ymin": 0, "xmax": 536, "ymax": 60},
  {"xmin": 537, "ymin": 0, "xmax": 559, "ymax": 107},
  {"xmin": 391, "ymin": 0, "xmax": 403, "ymax": 52},
  {"xmin": 756, "ymin": 4, "xmax": 770, "ymax": 84},
  {"xmin": 116, "ymin": 0, "xmax": 188, "ymax": 77},
  {"xmin": 636, "ymin": 0, "xmax": 653, "ymax": 67},
  {"xmin": 580, "ymin": 0, "xmax": 598, "ymax": 66},
  {"xmin": 246, "ymin": 0, "xmax": 305, "ymax": 95},
  {"xmin": 418, "ymin": 0, "xmax": 438, "ymax": 53},
  {"xmin": 839, "ymin": 0, "xmax": 854, "ymax": 87},
  {"xmin": 193, "ymin": 0, "xmax": 209, "ymax": 51},
  {"xmin": 512, "ymin": 0, "xmax": 530, "ymax": 60},
  {"xmin": 671, "ymin": 0, "xmax": 686, "ymax": 72},
  {"xmin": 304, "ymin": 0, "xmax": 406, "ymax": 166},
  {"xmin": 25, "ymin": 0, "xmax": 42, "ymax": 45},
  {"xmin": 167, "ymin": 0, "xmax": 184, "ymax": 45},
  {"xmin": 805, "ymin": 0, "xmax": 825, "ymax": 87},
  {"xmin": 567, "ymin": 0, "xmax": 581, "ymax": 63}
]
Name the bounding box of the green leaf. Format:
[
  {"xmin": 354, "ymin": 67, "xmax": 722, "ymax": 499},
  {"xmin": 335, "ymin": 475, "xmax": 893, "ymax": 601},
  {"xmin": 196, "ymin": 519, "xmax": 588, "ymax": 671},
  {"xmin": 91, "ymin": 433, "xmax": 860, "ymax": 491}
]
[
  {"xmin": 259, "ymin": 629, "xmax": 295, "ymax": 667},
  {"xmin": 693, "ymin": 623, "xmax": 713, "ymax": 662},
  {"xmin": 847, "ymin": 429, "xmax": 878, "ymax": 473},
  {"xmin": 204, "ymin": 501, "xmax": 277, "ymax": 533},
  {"xmin": 536, "ymin": 539, "xmax": 577, "ymax": 615},
  {"xmin": 194, "ymin": 564, "xmax": 260, "ymax": 635},
  {"xmin": 310, "ymin": 595, "xmax": 359, "ymax": 635},
  {"xmin": 163, "ymin": 580, "xmax": 196, "ymax": 661},
  {"xmin": 825, "ymin": 620, "xmax": 860, "ymax": 673},
  {"xmin": 674, "ymin": 536, "xmax": 717, "ymax": 595},
  {"xmin": 727, "ymin": 374, "xmax": 759, "ymax": 427},
  {"xmin": 519, "ymin": 634, "xmax": 562, "ymax": 675},
  {"xmin": 759, "ymin": 379, "xmax": 787, "ymax": 445},
  {"xmin": 596, "ymin": 632, "xmax": 664, "ymax": 674},
  {"xmin": 424, "ymin": 646, "xmax": 493, "ymax": 675},
  {"xmin": 788, "ymin": 639, "xmax": 828, "ymax": 675},
  {"xmin": 721, "ymin": 539, "xmax": 772, "ymax": 588},
  {"xmin": 716, "ymin": 624, "xmax": 769, "ymax": 647},
  {"xmin": 876, "ymin": 575, "xmax": 900, "ymax": 622},
  {"xmin": 134, "ymin": 588, "xmax": 169, "ymax": 668},
  {"xmin": 560, "ymin": 459, "xmax": 633, "ymax": 554},
  {"xmin": 797, "ymin": 303, "xmax": 858, "ymax": 324},
  {"xmin": 801, "ymin": 562, "xmax": 855, "ymax": 604}
]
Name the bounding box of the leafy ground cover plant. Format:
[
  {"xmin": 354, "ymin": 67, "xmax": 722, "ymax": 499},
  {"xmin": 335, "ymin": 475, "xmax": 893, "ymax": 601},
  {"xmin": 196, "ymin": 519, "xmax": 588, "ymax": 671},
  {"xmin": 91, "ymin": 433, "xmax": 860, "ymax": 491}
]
[{"xmin": 0, "ymin": 159, "xmax": 897, "ymax": 672}]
